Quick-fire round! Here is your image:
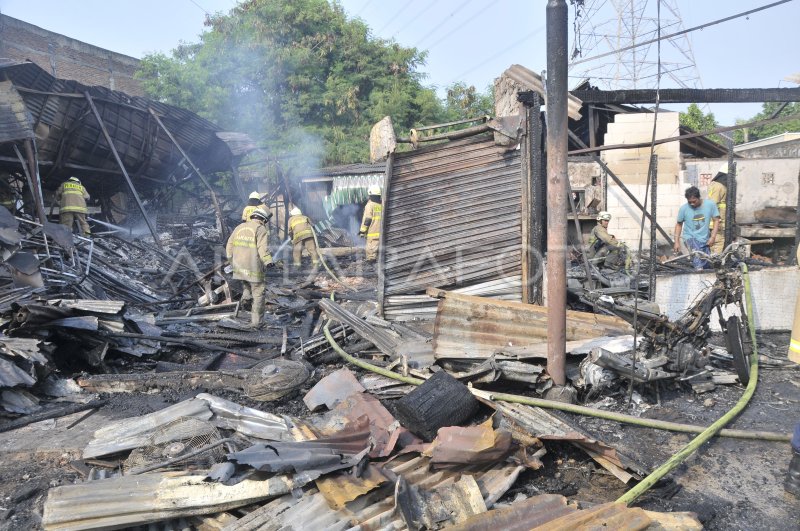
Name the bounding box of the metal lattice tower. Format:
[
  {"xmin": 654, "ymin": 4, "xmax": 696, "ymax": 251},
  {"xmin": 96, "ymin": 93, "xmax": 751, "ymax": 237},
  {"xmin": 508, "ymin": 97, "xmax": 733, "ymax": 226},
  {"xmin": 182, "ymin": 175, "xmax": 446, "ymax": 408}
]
[{"xmin": 569, "ymin": 0, "xmax": 703, "ymax": 90}]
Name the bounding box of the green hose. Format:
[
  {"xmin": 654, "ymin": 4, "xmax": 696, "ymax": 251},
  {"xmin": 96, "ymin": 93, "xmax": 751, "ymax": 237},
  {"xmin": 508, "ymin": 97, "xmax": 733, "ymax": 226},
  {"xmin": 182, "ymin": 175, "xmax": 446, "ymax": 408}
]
[
  {"xmin": 322, "ymin": 317, "xmax": 787, "ymax": 443},
  {"xmin": 616, "ymin": 262, "xmax": 761, "ymax": 504},
  {"xmin": 310, "ymin": 227, "xmax": 353, "ymax": 291}
]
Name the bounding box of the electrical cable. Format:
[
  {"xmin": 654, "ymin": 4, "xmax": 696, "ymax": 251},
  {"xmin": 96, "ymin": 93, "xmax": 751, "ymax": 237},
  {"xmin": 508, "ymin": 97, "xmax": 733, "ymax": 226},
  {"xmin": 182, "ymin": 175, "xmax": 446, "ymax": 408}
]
[
  {"xmin": 424, "ymin": 0, "xmax": 496, "ymax": 50},
  {"xmin": 626, "ymin": 0, "xmax": 662, "ymax": 407},
  {"xmin": 374, "ymin": 0, "xmax": 419, "ymax": 36},
  {"xmin": 413, "ymin": 0, "xmax": 477, "ymax": 49},
  {"xmin": 571, "ymin": 0, "xmax": 796, "ymax": 66}
]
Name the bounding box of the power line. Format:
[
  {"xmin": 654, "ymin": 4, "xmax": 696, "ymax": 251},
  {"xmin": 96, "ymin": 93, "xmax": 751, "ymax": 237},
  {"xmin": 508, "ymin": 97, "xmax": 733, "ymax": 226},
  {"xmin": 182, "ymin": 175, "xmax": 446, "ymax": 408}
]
[
  {"xmin": 413, "ymin": 0, "xmax": 477, "ymax": 49},
  {"xmin": 425, "ymin": 0, "xmax": 495, "ymax": 50},
  {"xmin": 354, "ymin": 0, "xmax": 375, "ymax": 18},
  {"xmin": 571, "ymin": 0, "xmax": 796, "ymax": 67},
  {"xmin": 375, "ymin": 0, "xmax": 419, "ymax": 35},
  {"xmin": 389, "ymin": 2, "xmax": 439, "ymax": 41},
  {"xmin": 187, "ymin": 0, "xmax": 210, "ymax": 16},
  {"xmin": 448, "ymin": 25, "xmax": 546, "ymax": 87}
]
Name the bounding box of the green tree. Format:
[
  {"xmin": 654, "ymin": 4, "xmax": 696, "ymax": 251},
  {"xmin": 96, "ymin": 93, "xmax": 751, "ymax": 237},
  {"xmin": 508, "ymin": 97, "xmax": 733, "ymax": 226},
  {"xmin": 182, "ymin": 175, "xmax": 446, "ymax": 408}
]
[
  {"xmin": 679, "ymin": 103, "xmax": 723, "ymax": 145},
  {"xmin": 136, "ymin": 0, "xmax": 444, "ymax": 165},
  {"xmin": 440, "ymin": 82, "xmax": 494, "ymax": 122},
  {"xmin": 733, "ymin": 102, "xmax": 800, "ymax": 144}
]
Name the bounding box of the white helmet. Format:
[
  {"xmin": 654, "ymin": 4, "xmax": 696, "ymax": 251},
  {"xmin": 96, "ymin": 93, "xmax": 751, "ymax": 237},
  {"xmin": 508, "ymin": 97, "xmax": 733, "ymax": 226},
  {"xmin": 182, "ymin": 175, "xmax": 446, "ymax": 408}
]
[
  {"xmin": 68, "ymin": 176, "xmax": 81, "ymax": 183},
  {"xmin": 717, "ymin": 162, "xmax": 728, "ymax": 175},
  {"xmin": 368, "ymin": 185, "xmax": 381, "ymax": 196},
  {"xmin": 597, "ymin": 211, "xmax": 612, "ymax": 221},
  {"xmin": 290, "ymin": 207, "xmax": 302, "ymax": 216},
  {"xmin": 250, "ymin": 207, "xmax": 272, "ymax": 223},
  {"xmin": 248, "ymin": 191, "xmax": 261, "ymax": 200}
]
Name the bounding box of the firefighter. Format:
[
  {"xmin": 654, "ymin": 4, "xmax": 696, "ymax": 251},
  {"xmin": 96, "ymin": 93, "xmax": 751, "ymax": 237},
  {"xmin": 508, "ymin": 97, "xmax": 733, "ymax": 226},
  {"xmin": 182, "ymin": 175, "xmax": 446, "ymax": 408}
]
[
  {"xmin": 359, "ymin": 185, "xmax": 382, "ymax": 261},
  {"xmin": 242, "ymin": 191, "xmax": 264, "ymax": 222},
  {"xmin": 586, "ymin": 211, "xmax": 624, "ymax": 269},
  {"xmin": 288, "ymin": 207, "xmax": 318, "ymax": 268},
  {"xmin": 708, "ymin": 163, "xmax": 728, "ymax": 254},
  {"xmin": 225, "ymin": 207, "xmax": 274, "ymax": 328},
  {"xmin": 54, "ymin": 177, "xmax": 91, "ymax": 236}
]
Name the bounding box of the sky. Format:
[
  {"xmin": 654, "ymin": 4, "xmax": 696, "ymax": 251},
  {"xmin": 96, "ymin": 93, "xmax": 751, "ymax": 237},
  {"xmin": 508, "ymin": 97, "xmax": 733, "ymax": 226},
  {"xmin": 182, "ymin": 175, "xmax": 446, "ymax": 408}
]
[{"xmin": 1, "ymin": 0, "xmax": 798, "ymax": 125}]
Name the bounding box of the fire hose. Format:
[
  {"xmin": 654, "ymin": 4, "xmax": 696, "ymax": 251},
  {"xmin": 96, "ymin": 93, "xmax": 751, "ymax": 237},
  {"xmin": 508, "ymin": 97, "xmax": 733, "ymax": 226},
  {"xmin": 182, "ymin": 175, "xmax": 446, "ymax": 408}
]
[
  {"xmin": 310, "ymin": 226, "xmax": 354, "ymax": 291},
  {"xmin": 616, "ymin": 261, "xmax": 761, "ymax": 504},
  {"xmin": 323, "ymin": 280, "xmax": 785, "ymax": 444}
]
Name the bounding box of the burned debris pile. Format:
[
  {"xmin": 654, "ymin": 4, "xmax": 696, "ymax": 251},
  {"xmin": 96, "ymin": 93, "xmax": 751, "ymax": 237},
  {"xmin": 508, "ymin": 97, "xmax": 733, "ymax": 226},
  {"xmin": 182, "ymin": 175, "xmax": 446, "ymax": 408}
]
[{"xmin": 0, "ymin": 202, "xmax": 715, "ymax": 529}]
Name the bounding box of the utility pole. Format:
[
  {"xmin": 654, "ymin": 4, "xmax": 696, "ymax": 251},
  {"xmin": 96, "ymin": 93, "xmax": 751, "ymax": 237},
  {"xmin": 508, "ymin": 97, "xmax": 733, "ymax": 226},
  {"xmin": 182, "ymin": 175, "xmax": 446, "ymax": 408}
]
[{"xmin": 545, "ymin": 0, "xmax": 568, "ymax": 386}]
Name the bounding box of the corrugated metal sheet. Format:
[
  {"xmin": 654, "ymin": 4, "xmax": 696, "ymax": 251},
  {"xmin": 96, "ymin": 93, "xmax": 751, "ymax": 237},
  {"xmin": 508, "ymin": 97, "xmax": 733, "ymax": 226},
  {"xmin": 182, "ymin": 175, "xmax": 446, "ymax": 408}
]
[
  {"xmin": 0, "ymin": 80, "xmax": 33, "ymax": 143},
  {"xmin": 221, "ymin": 455, "xmax": 523, "ymax": 531},
  {"xmin": 431, "ymin": 291, "xmax": 632, "ymax": 361},
  {"xmin": 0, "ymin": 62, "xmax": 253, "ymax": 192},
  {"xmin": 501, "ymin": 64, "xmax": 583, "ymax": 121},
  {"xmin": 382, "ymin": 134, "xmax": 523, "ymax": 320}
]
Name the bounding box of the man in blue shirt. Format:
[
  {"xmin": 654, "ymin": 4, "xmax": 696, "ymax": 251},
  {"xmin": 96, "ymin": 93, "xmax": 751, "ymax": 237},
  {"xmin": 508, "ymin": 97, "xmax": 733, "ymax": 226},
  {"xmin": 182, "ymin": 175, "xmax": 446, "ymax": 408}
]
[{"xmin": 673, "ymin": 186, "xmax": 720, "ymax": 270}]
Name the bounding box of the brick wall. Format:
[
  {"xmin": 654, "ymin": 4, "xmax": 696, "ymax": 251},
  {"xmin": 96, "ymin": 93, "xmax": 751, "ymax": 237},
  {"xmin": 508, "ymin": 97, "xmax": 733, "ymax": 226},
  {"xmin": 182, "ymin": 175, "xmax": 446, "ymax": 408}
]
[{"xmin": 0, "ymin": 14, "xmax": 144, "ymax": 96}]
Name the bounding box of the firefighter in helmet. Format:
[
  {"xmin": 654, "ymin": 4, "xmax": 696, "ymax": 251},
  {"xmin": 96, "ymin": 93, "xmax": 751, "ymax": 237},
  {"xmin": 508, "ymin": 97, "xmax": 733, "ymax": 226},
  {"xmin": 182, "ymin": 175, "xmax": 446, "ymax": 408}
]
[
  {"xmin": 54, "ymin": 177, "xmax": 91, "ymax": 236},
  {"xmin": 225, "ymin": 207, "xmax": 274, "ymax": 327},
  {"xmin": 359, "ymin": 185, "xmax": 382, "ymax": 261},
  {"xmin": 708, "ymin": 163, "xmax": 728, "ymax": 254},
  {"xmin": 288, "ymin": 207, "xmax": 318, "ymax": 268},
  {"xmin": 587, "ymin": 211, "xmax": 624, "ymax": 269},
  {"xmin": 242, "ymin": 191, "xmax": 264, "ymax": 222}
]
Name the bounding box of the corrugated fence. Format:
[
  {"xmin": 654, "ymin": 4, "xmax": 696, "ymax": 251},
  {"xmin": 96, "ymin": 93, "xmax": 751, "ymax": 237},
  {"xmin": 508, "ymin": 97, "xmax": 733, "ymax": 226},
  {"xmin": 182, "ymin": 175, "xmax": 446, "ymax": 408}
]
[{"xmin": 381, "ymin": 133, "xmax": 522, "ymax": 320}]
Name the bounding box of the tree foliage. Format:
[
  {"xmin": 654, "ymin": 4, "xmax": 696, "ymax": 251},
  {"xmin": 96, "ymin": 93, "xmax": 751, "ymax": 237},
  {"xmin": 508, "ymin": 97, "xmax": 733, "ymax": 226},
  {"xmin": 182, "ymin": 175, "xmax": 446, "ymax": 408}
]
[
  {"xmin": 679, "ymin": 103, "xmax": 723, "ymax": 145},
  {"xmin": 733, "ymin": 102, "xmax": 800, "ymax": 144},
  {"xmin": 137, "ymin": 0, "xmax": 449, "ymax": 165}
]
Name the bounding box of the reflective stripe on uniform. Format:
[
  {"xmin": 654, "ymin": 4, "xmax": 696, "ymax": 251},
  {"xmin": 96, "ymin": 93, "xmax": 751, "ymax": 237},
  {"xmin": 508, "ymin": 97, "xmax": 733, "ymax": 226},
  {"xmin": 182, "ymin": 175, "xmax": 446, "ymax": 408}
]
[
  {"xmin": 790, "ymin": 338, "xmax": 800, "ymax": 354},
  {"xmin": 60, "ymin": 206, "xmax": 88, "ymax": 213},
  {"xmin": 367, "ymin": 232, "xmax": 379, "ymax": 238}
]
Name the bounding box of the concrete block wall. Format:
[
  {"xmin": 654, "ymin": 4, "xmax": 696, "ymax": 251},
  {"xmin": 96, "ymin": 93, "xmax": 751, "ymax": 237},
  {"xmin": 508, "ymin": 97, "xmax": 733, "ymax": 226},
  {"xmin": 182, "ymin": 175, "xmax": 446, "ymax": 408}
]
[
  {"xmin": 605, "ymin": 182, "xmax": 684, "ymax": 248},
  {"xmin": 686, "ymin": 158, "xmax": 800, "ymax": 223},
  {"xmin": 655, "ymin": 266, "xmax": 798, "ymax": 331},
  {"xmin": 0, "ymin": 14, "xmax": 144, "ymax": 96},
  {"xmin": 598, "ymin": 112, "xmax": 685, "ymax": 248}
]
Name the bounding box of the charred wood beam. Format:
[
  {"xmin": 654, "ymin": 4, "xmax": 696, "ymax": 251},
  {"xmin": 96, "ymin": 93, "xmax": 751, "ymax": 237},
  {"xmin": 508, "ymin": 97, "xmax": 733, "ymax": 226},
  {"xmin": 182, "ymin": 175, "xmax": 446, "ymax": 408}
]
[
  {"xmin": 0, "ymin": 400, "xmax": 105, "ymax": 434},
  {"xmin": 570, "ymin": 87, "xmax": 800, "ymax": 104},
  {"xmin": 569, "ymin": 112, "xmax": 800, "ymax": 156},
  {"xmin": 83, "ymin": 92, "xmax": 163, "ymax": 249},
  {"xmin": 148, "ymin": 108, "xmax": 228, "ymax": 241}
]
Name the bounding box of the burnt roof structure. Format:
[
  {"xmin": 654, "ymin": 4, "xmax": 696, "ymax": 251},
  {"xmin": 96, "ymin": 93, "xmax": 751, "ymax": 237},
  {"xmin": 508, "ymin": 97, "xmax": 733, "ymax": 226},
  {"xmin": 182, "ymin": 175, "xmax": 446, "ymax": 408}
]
[{"xmin": 0, "ymin": 61, "xmax": 255, "ymax": 193}]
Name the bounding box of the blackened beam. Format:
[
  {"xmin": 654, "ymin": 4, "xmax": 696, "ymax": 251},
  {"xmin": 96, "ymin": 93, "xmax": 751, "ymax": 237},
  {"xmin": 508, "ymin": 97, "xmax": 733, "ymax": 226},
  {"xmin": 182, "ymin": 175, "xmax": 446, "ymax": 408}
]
[
  {"xmin": 84, "ymin": 92, "xmax": 163, "ymax": 249},
  {"xmin": 569, "ymin": 87, "xmax": 800, "ymax": 104},
  {"xmin": 569, "ymin": 112, "xmax": 800, "ymax": 156},
  {"xmin": 567, "ymin": 129, "xmax": 674, "ymax": 247},
  {"xmin": 148, "ymin": 108, "xmax": 229, "ymax": 241}
]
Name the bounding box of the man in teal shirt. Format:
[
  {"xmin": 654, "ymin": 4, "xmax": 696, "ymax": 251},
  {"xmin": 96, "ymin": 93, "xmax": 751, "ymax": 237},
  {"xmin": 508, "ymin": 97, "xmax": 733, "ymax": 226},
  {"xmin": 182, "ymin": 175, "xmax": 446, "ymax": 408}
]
[{"xmin": 673, "ymin": 186, "xmax": 720, "ymax": 270}]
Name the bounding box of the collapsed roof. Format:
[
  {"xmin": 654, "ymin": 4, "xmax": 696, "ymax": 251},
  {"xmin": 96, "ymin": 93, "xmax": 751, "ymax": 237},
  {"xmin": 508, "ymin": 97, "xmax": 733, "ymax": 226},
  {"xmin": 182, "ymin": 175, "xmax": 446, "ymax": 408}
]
[{"xmin": 0, "ymin": 61, "xmax": 256, "ymax": 192}]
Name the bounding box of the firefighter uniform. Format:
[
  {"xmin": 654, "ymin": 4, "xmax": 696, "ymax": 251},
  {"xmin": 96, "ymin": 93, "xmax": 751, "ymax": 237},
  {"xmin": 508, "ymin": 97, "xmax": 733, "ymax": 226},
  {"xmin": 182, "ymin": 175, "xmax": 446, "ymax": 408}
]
[
  {"xmin": 708, "ymin": 179, "xmax": 727, "ymax": 254},
  {"xmin": 587, "ymin": 214, "xmax": 623, "ymax": 269},
  {"xmin": 360, "ymin": 199, "xmax": 382, "ymax": 261},
  {"xmin": 241, "ymin": 191, "xmax": 264, "ymax": 221},
  {"xmin": 55, "ymin": 177, "xmax": 91, "ymax": 235},
  {"xmin": 225, "ymin": 216, "xmax": 273, "ymax": 327},
  {"xmin": 288, "ymin": 210, "xmax": 318, "ymax": 267}
]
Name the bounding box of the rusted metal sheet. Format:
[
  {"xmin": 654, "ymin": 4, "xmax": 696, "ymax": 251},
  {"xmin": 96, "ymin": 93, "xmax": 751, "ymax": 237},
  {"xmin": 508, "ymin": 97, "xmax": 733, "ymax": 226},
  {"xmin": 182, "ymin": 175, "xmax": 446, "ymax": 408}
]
[
  {"xmin": 429, "ymin": 290, "xmax": 632, "ymax": 362},
  {"xmin": 425, "ymin": 419, "xmax": 513, "ymax": 469},
  {"xmin": 303, "ymin": 367, "xmax": 366, "ymax": 412},
  {"xmin": 501, "ymin": 64, "xmax": 583, "ymax": 121},
  {"xmin": 482, "ymin": 397, "xmax": 647, "ymax": 483},
  {"xmin": 221, "ymin": 456, "xmax": 523, "ymax": 531},
  {"xmin": 382, "ymin": 134, "xmax": 523, "ymax": 320}
]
